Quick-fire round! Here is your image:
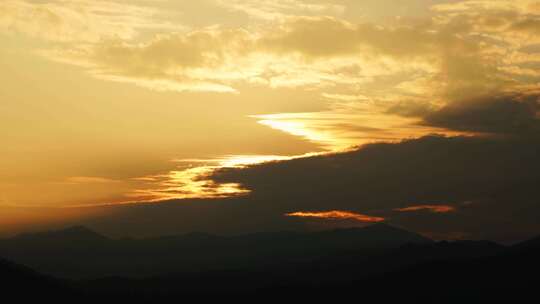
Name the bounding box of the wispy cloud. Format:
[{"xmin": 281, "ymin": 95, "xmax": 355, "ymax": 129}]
[
  {"xmin": 394, "ymin": 205, "xmax": 456, "ymax": 213},
  {"xmin": 65, "ymin": 177, "xmax": 120, "ymax": 184},
  {"xmin": 252, "ymin": 108, "xmax": 471, "ymax": 150},
  {"xmin": 286, "ymin": 210, "xmax": 385, "ymax": 223},
  {"xmin": 216, "ymin": 0, "xmax": 345, "ymax": 21},
  {"xmin": 0, "ymin": 0, "xmax": 181, "ymax": 42}
]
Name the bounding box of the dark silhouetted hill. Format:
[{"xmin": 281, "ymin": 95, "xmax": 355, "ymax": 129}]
[
  {"xmin": 510, "ymin": 234, "xmax": 540, "ymax": 251},
  {"xmin": 0, "ymin": 257, "xmax": 77, "ymax": 301}
]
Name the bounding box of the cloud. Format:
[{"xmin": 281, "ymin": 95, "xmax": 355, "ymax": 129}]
[
  {"xmin": 286, "ymin": 210, "xmax": 385, "ymax": 223},
  {"xmin": 2, "ymin": 0, "xmax": 539, "ymax": 98},
  {"xmin": 432, "ymin": 0, "xmax": 540, "ymax": 40},
  {"xmin": 42, "ymin": 15, "xmax": 437, "ymax": 93},
  {"xmin": 16, "ymin": 0, "xmax": 534, "ymax": 99},
  {"xmin": 65, "ymin": 177, "xmax": 120, "ymax": 184},
  {"xmin": 84, "ymin": 28, "xmax": 256, "ymax": 93},
  {"xmin": 216, "ymin": 0, "xmax": 345, "ymax": 21},
  {"xmin": 251, "ymin": 108, "xmax": 463, "ymax": 150},
  {"xmin": 209, "ymin": 134, "xmax": 540, "ymax": 240},
  {"xmin": 424, "ymin": 93, "xmax": 540, "ymax": 134},
  {"xmin": 49, "ymin": 16, "xmax": 433, "ymax": 92},
  {"xmin": 394, "ymin": 205, "xmax": 456, "ymax": 213},
  {"xmin": 261, "ymin": 16, "xmax": 439, "ymax": 58},
  {"xmin": 0, "ymin": 0, "xmax": 179, "ymax": 42},
  {"xmin": 3, "ymin": 0, "xmax": 540, "ymax": 243},
  {"xmin": 510, "ymin": 18, "xmax": 540, "ymax": 36},
  {"xmin": 94, "ymin": 29, "xmax": 255, "ymax": 75},
  {"xmin": 81, "ymin": 133, "xmax": 540, "ymax": 242},
  {"xmin": 128, "ymin": 165, "xmax": 250, "ymax": 202}
]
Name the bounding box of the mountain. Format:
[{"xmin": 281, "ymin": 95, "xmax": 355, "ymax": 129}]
[
  {"xmin": 320, "ymin": 222, "xmax": 434, "ymax": 246},
  {"xmin": 79, "ymin": 236, "xmax": 538, "ymax": 302},
  {"xmin": 13, "ymin": 225, "xmax": 109, "ymax": 243},
  {"xmin": 510, "ymin": 234, "xmax": 540, "ymax": 252},
  {"xmin": 0, "ymin": 224, "xmax": 431, "ymax": 278},
  {"xmin": 2, "ymin": 231, "xmax": 540, "ymax": 302}
]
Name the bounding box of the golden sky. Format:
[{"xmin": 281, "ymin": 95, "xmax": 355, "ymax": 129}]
[{"xmin": 1, "ymin": 0, "xmax": 540, "ymax": 238}]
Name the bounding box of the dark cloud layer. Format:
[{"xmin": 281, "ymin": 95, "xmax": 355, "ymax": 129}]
[
  {"xmin": 84, "ymin": 132, "xmax": 540, "ymax": 243},
  {"xmin": 76, "ymin": 93, "xmax": 540, "ymax": 243},
  {"xmin": 424, "ymin": 93, "xmax": 540, "ymax": 134}
]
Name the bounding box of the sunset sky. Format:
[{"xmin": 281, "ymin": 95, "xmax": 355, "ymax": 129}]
[{"xmin": 1, "ymin": 0, "xmax": 540, "ymax": 242}]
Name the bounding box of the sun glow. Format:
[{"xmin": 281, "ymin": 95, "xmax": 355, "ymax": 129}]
[
  {"xmin": 217, "ymin": 155, "xmax": 295, "ymax": 167},
  {"xmin": 129, "ymin": 108, "xmax": 473, "ymax": 203},
  {"xmin": 129, "ymin": 166, "xmax": 250, "ymax": 201},
  {"xmin": 257, "ymin": 118, "xmax": 338, "ymax": 148},
  {"xmin": 253, "ymin": 111, "xmax": 472, "ymax": 151},
  {"xmin": 129, "ymin": 154, "xmax": 304, "ymax": 202}
]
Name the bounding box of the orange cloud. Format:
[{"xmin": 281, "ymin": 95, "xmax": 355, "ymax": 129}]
[
  {"xmin": 394, "ymin": 205, "xmax": 456, "ymax": 213},
  {"xmin": 285, "ymin": 210, "xmax": 385, "ymax": 223}
]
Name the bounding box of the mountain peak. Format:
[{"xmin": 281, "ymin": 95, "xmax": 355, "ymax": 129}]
[
  {"xmin": 362, "ymin": 222, "xmax": 399, "ymax": 231},
  {"xmin": 362, "ymin": 223, "xmax": 433, "ymax": 244},
  {"xmin": 314, "ymin": 223, "xmax": 433, "ymax": 249}
]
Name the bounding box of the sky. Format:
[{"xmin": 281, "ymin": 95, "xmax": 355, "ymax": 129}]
[{"xmin": 1, "ymin": 0, "xmax": 540, "ymax": 242}]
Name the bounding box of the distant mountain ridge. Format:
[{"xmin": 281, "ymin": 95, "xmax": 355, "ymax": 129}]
[
  {"xmin": 7, "ymin": 222, "xmax": 431, "ymax": 244},
  {"xmin": 0, "ymin": 223, "xmax": 431, "ymax": 278},
  {"xmin": 14, "ymin": 225, "xmax": 109, "ymax": 243},
  {"xmin": 2, "ymin": 223, "xmax": 537, "ymax": 281},
  {"xmin": 1, "ymin": 226, "xmax": 540, "ymax": 302}
]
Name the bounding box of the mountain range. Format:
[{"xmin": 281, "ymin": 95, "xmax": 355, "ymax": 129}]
[
  {"xmin": 0, "ymin": 223, "xmax": 433, "ymax": 278},
  {"xmin": 1, "ymin": 224, "xmax": 539, "ymax": 302}
]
